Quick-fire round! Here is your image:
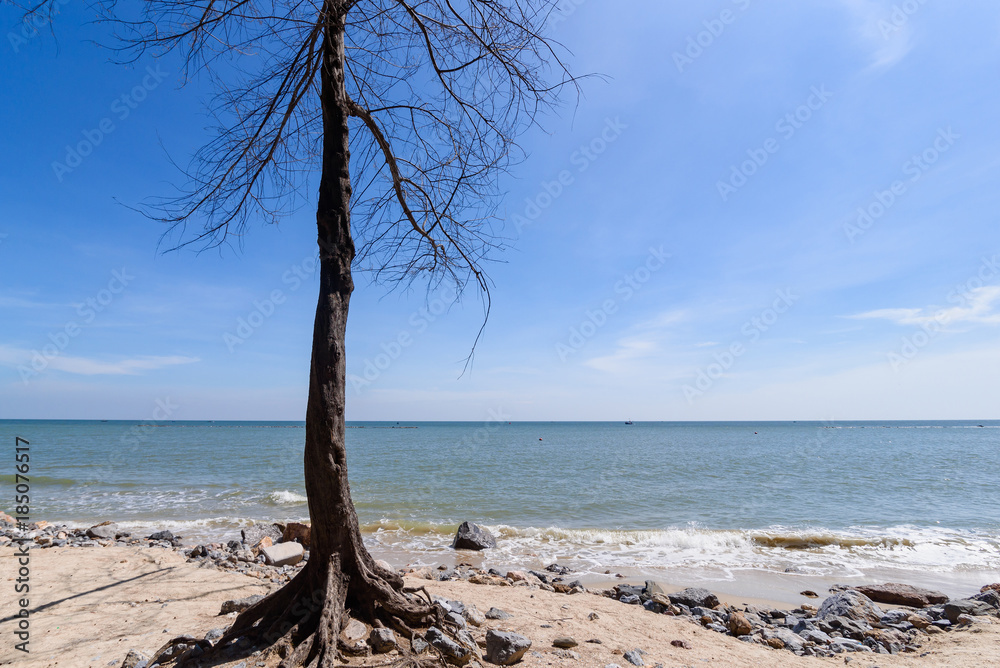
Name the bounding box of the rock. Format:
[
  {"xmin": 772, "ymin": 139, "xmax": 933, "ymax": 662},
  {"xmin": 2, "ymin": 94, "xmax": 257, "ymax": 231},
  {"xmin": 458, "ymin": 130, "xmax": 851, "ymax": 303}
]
[
  {"xmin": 971, "ymin": 589, "xmax": 1000, "ymax": 609},
  {"xmin": 369, "ymin": 628, "xmax": 397, "ymax": 653},
  {"xmin": 261, "ymin": 542, "xmax": 304, "ymax": 567},
  {"xmin": 120, "ymin": 649, "xmax": 149, "ymax": 668},
  {"xmin": 906, "ymin": 613, "xmax": 932, "ymax": 629},
  {"xmin": 944, "ymin": 599, "xmax": 995, "ymax": 622},
  {"xmin": 644, "ymin": 580, "xmax": 666, "ymax": 599},
  {"xmin": 453, "ymin": 521, "xmax": 496, "ymax": 551},
  {"xmin": 620, "ymin": 594, "xmax": 640, "ymax": 605},
  {"xmin": 981, "ymin": 583, "xmax": 1000, "ymax": 594},
  {"xmin": 817, "ymin": 590, "xmax": 883, "ymax": 626},
  {"xmin": 728, "ymin": 611, "xmax": 753, "ymax": 636},
  {"xmin": 87, "ymin": 522, "xmax": 118, "ymax": 540},
  {"xmin": 241, "ymin": 523, "xmax": 283, "ymax": 546},
  {"xmin": 623, "ymin": 649, "xmax": 644, "ymax": 666},
  {"xmin": 546, "ymin": 563, "xmax": 571, "ymax": 575},
  {"xmin": 220, "ymin": 595, "xmax": 264, "ymax": 615},
  {"xmin": 667, "ymin": 588, "xmax": 719, "ymax": 609},
  {"xmin": 552, "ymin": 649, "xmax": 580, "ymax": 660},
  {"xmin": 282, "ymin": 522, "xmax": 311, "ymax": 547},
  {"xmin": 670, "ymin": 639, "xmax": 691, "ymax": 649},
  {"xmin": 0, "ymin": 511, "xmax": 15, "ymax": 525},
  {"xmin": 552, "ymin": 636, "xmax": 577, "ymax": 648},
  {"xmin": 486, "ymin": 607, "xmax": 512, "ymax": 620},
  {"xmin": 801, "ymin": 590, "xmax": 818, "ymax": 598},
  {"xmin": 412, "ymin": 637, "xmax": 430, "ymax": 654},
  {"xmin": 587, "ymin": 612, "xmax": 599, "ymax": 621},
  {"xmin": 464, "ymin": 605, "xmax": 486, "ymax": 627},
  {"xmin": 485, "ymin": 629, "xmax": 531, "ymax": 665},
  {"xmin": 342, "ymin": 619, "xmax": 368, "ymax": 642},
  {"xmin": 956, "ymin": 614, "xmax": 975, "ymax": 626},
  {"xmin": 854, "ymin": 583, "xmax": 949, "ymax": 607},
  {"xmin": 375, "ymin": 559, "xmax": 394, "ymax": 573},
  {"xmin": 800, "ymin": 628, "xmax": 832, "ymax": 644},
  {"xmin": 426, "ymin": 627, "xmax": 473, "ymax": 665},
  {"xmin": 147, "ymin": 530, "xmax": 174, "ymax": 542},
  {"xmin": 204, "ymin": 627, "xmax": 226, "ymax": 643}
]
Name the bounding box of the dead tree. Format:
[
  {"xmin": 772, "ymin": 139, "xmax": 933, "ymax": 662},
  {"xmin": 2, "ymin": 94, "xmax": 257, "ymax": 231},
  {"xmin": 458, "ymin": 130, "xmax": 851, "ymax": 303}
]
[{"xmin": 20, "ymin": 0, "xmax": 576, "ymax": 665}]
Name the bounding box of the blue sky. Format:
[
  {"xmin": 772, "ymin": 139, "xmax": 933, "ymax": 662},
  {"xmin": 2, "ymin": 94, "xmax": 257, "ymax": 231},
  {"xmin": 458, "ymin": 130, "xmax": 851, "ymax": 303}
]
[{"xmin": 2, "ymin": 0, "xmax": 1000, "ymax": 421}]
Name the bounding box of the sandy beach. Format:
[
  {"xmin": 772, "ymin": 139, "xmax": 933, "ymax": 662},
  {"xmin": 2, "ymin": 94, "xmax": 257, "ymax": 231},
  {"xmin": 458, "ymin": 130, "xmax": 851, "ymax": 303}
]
[{"xmin": 3, "ymin": 544, "xmax": 999, "ymax": 668}]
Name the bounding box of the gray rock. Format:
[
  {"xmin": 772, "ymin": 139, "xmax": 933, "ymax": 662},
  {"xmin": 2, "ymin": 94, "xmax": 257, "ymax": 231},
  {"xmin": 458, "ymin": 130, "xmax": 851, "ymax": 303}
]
[
  {"xmin": 667, "ymin": 587, "xmax": 719, "ymax": 609},
  {"xmin": 204, "ymin": 627, "xmax": 226, "ymax": 643},
  {"xmin": 464, "ymin": 605, "xmax": 486, "ymax": 627},
  {"xmin": 412, "ymin": 637, "xmax": 430, "ymax": 654},
  {"xmin": 881, "ymin": 609, "xmax": 911, "ymax": 625},
  {"xmin": 452, "ymin": 522, "xmax": 496, "ymax": 550},
  {"xmin": 644, "ymin": 580, "xmax": 666, "ymax": 598},
  {"xmin": 241, "ymin": 523, "xmax": 283, "ymax": 546},
  {"xmin": 369, "ymin": 628, "xmax": 396, "ymax": 653},
  {"xmin": 552, "ymin": 636, "xmax": 577, "ymax": 648},
  {"xmin": 854, "ymin": 582, "xmax": 949, "ymax": 607},
  {"xmin": 623, "ymin": 649, "xmax": 644, "ymax": 666},
  {"xmin": 261, "ymin": 542, "xmax": 304, "ymax": 567},
  {"xmin": 220, "ymin": 595, "xmax": 264, "ymax": 615},
  {"xmin": 485, "ymin": 629, "xmax": 532, "ymax": 665},
  {"xmin": 87, "ymin": 523, "xmax": 118, "ymax": 540},
  {"xmin": 971, "ymin": 589, "xmax": 1000, "ymax": 609},
  {"xmin": 486, "ymin": 607, "xmax": 512, "ymax": 620},
  {"xmin": 147, "ymin": 530, "xmax": 174, "ymax": 542},
  {"xmin": 944, "ymin": 599, "xmax": 995, "ymax": 622},
  {"xmin": 426, "ymin": 627, "xmax": 472, "ymax": 665},
  {"xmin": 801, "ymin": 628, "xmax": 832, "ymax": 644},
  {"xmin": 552, "ymin": 649, "xmax": 580, "ymax": 660},
  {"xmin": 817, "ymin": 590, "xmax": 883, "ymax": 626},
  {"xmin": 120, "ymin": 649, "xmax": 148, "ymax": 668},
  {"xmin": 620, "ymin": 594, "xmax": 640, "ymax": 605}
]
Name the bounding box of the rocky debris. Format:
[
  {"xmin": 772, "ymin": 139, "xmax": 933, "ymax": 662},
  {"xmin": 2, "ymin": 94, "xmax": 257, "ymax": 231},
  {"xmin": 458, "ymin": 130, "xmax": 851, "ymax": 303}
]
[
  {"xmin": 241, "ymin": 522, "xmax": 284, "ymax": 547},
  {"xmin": 486, "ymin": 607, "xmax": 512, "ymax": 620},
  {"xmin": 817, "ymin": 590, "xmax": 883, "ymax": 626},
  {"xmin": 261, "ymin": 541, "xmax": 304, "ymax": 567},
  {"xmin": 464, "ymin": 605, "xmax": 486, "ymax": 627},
  {"xmin": 545, "ymin": 563, "xmax": 571, "ymax": 575},
  {"xmin": 485, "ymin": 629, "xmax": 531, "ymax": 665},
  {"xmin": 120, "ymin": 648, "xmax": 149, "ymax": 668},
  {"xmin": 670, "ymin": 640, "xmax": 691, "ymax": 649},
  {"xmin": 623, "ymin": 649, "xmax": 644, "ymax": 666},
  {"xmin": 971, "ymin": 589, "xmax": 1000, "ymax": 609},
  {"xmin": 552, "ymin": 636, "xmax": 578, "ymax": 648},
  {"xmin": 453, "ymin": 521, "xmax": 497, "ymax": 551},
  {"xmin": 369, "ymin": 628, "xmax": 397, "ymax": 653},
  {"xmin": 854, "ymin": 582, "xmax": 949, "ymax": 607},
  {"xmin": 426, "ymin": 627, "xmax": 473, "ymax": 666},
  {"xmin": 87, "ymin": 522, "xmax": 119, "ymax": 540},
  {"xmin": 944, "ymin": 599, "xmax": 996, "ymax": 622},
  {"xmin": 667, "ymin": 587, "xmax": 719, "ymax": 609},
  {"xmin": 282, "ymin": 522, "xmax": 311, "ymax": 547},
  {"xmin": 220, "ymin": 595, "xmax": 264, "ymax": 615}
]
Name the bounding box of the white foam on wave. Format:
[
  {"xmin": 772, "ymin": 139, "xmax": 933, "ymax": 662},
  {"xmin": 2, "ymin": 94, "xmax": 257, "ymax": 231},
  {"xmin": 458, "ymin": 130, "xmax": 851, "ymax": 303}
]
[{"xmin": 267, "ymin": 490, "xmax": 308, "ymax": 505}]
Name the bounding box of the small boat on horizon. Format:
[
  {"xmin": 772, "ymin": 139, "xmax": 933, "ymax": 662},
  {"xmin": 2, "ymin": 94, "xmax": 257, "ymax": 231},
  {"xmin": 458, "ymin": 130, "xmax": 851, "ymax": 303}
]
[{"xmin": 625, "ymin": 419, "xmax": 634, "ymax": 425}]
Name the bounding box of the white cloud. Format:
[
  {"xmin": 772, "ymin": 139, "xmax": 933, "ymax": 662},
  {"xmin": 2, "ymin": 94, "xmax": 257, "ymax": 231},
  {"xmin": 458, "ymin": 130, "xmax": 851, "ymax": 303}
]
[
  {"xmin": 838, "ymin": 0, "xmax": 917, "ymax": 70},
  {"xmin": 0, "ymin": 345, "xmax": 199, "ymax": 375},
  {"xmin": 849, "ymin": 286, "xmax": 1000, "ymax": 327}
]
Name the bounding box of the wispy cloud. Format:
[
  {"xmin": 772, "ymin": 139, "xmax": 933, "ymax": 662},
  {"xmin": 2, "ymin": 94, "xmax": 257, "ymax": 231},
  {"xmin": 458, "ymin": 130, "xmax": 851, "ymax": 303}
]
[
  {"xmin": 849, "ymin": 286, "xmax": 1000, "ymax": 327},
  {"xmin": 838, "ymin": 0, "xmax": 917, "ymax": 70},
  {"xmin": 0, "ymin": 345, "xmax": 199, "ymax": 375}
]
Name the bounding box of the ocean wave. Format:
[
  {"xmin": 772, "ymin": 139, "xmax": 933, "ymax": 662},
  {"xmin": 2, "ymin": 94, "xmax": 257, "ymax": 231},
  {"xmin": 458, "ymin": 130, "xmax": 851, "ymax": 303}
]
[{"xmin": 266, "ymin": 490, "xmax": 308, "ymax": 505}]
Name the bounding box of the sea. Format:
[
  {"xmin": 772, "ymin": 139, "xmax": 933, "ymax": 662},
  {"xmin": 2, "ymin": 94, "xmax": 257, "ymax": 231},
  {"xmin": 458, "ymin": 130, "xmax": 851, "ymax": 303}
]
[{"xmin": 3, "ymin": 420, "xmax": 999, "ymax": 603}]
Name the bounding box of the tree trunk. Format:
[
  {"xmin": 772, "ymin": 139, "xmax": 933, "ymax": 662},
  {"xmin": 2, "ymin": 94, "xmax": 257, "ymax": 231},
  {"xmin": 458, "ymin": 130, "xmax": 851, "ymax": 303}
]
[{"xmin": 185, "ymin": 7, "xmax": 435, "ymax": 668}]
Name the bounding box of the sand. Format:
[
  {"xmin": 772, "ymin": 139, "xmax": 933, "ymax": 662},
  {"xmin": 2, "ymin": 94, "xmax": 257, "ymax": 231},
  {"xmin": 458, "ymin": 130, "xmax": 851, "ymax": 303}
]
[{"xmin": 2, "ymin": 545, "xmax": 999, "ymax": 667}]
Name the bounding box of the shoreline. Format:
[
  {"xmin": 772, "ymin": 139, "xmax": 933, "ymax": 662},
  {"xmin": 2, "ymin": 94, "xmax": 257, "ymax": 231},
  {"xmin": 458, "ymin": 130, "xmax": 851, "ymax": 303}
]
[{"xmin": 2, "ymin": 538, "xmax": 999, "ymax": 667}]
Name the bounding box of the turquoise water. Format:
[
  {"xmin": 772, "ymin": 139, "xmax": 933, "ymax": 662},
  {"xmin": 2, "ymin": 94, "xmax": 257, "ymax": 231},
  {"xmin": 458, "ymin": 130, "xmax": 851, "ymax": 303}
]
[{"xmin": 2, "ymin": 420, "xmax": 999, "ymax": 592}]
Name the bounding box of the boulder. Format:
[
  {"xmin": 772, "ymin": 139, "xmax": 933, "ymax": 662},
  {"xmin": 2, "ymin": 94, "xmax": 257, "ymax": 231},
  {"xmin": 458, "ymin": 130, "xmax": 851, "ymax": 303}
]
[
  {"xmin": 452, "ymin": 521, "xmax": 496, "ymax": 551},
  {"xmin": 341, "ymin": 619, "xmax": 368, "ymax": 642},
  {"xmin": 854, "ymin": 583, "xmax": 948, "ymax": 607},
  {"xmin": 464, "ymin": 605, "xmax": 486, "ymax": 627},
  {"xmin": 426, "ymin": 627, "xmax": 472, "ymax": 665},
  {"xmin": 485, "ymin": 607, "xmax": 511, "ymax": 620},
  {"xmin": 971, "ymin": 589, "xmax": 1000, "ymax": 609},
  {"xmin": 120, "ymin": 649, "xmax": 149, "ymax": 668},
  {"xmin": 980, "ymin": 583, "xmax": 1000, "ymax": 594},
  {"xmin": 667, "ymin": 588, "xmax": 719, "ymax": 609},
  {"xmin": 944, "ymin": 599, "xmax": 995, "ymax": 622},
  {"xmin": 728, "ymin": 611, "xmax": 753, "ymax": 636},
  {"xmin": 282, "ymin": 522, "xmax": 311, "ymax": 547},
  {"xmin": 369, "ymin": 628, "xmax": 397, "ymax": 653},
  {"xmin": 147, "ymin": 530, "xmax": 175, "ymax": 542},
  {"xmin": 261, "ymin": 542, "xmax": 304, "ymax": 567},
  {"xmin": 552, "ymin": 637, "xmax": 577, "ymax": 648},
  {"xmin": 817, "ymin": 590, "xmax": 883, "ymax": 626},
  {"xmin": 623, "ymin": 649, "xmax": 644, "ymax": 666},
  {"xmin": 220, "ymin": 595, "xmax": 264, "ymax": 615},
  {"xmin": 87, "ymin": 522, "xmax": 118, "ymax": 540},
  {"xmin": 485, "ymin": 629, "xmax": 531, "ymax": 665},
  {"xmin": 241, "ymin": 523, "xmax": 283, "ymax": 547}
]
